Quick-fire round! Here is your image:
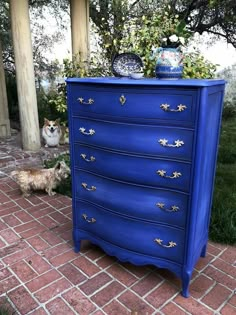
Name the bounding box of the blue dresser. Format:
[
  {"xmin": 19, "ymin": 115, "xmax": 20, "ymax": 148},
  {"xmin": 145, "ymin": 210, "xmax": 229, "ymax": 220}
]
[{"xmin": 66, "ymin": 77, "xmax": 225, "ymax": 297}]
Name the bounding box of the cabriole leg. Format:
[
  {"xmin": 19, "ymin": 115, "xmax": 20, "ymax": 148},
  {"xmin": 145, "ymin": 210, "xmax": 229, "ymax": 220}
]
[
  {"xmin": 200, "ymin": 243, "xmax": 207, "ymax": 258},
  {"xmin": 182, "ymin": 269, "xmax": 192, "ymax": 298}
]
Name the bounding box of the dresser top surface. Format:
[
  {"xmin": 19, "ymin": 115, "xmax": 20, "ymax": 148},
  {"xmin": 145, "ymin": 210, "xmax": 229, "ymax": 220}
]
[{"xmin": 66, "ymin": 77, "xmax": 225, "ymax": 87}]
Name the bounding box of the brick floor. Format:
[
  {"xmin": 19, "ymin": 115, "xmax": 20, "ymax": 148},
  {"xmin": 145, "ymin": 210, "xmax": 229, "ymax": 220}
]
[{"xmin": 0, "ymin": 135, "xmax": 235, "ymax": 314}]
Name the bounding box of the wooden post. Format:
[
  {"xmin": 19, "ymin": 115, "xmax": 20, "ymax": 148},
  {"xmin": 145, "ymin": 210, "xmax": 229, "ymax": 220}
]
[
  {"xmin": 10, "ymin": 0, "xmax": 40, "ymax": 151},
  {"xmin": 70, "ymin": 0, "xmax": 90, "ymax": 62},
  {"xmin": 0, "ymin": 38, "xmax": 11, "ymax": 138}
]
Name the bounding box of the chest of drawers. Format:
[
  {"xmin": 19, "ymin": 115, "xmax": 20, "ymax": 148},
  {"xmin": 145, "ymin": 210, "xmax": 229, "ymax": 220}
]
[{"xmin": 66, "ymin": 77, "xmax": 225, "ymax": 297}]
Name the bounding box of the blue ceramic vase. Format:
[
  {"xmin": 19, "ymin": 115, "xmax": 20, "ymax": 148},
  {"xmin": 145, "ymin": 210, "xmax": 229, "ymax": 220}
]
[{"xmin": 154, "ymin": 47, "xmax": 183, "ymax": 79}]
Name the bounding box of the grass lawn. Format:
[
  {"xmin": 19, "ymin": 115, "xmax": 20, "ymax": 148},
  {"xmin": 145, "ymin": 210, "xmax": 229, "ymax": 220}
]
[
  {"xmin": 46, "ymin": 116, "xmax": 236, "ymax": 245},
  {"xmin": 210, "ymin": 116, "xmax": 236, "ymax": 245}
]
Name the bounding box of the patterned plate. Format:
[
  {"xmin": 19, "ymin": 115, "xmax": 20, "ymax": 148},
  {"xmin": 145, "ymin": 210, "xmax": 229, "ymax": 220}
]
[{"xmin": 112, "ymin": 53, "xmax": 143, "ymax": 77}]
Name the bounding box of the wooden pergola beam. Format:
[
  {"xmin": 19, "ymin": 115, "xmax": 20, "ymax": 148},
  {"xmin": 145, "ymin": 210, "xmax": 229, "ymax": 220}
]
[
  {"xmin": 10, "ymin": 0, "xmax": 40, "ymax": 151},
  {"xmin": 0, "ymin": 38, "xmax": 11, "ymax": 138},
  {"xmin": 70, "ymin": 0, "xmax": 90, "ymax": 62}
]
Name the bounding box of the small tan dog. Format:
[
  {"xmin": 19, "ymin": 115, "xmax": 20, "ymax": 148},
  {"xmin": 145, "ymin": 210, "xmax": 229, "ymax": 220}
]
[
  {"xmin": 42, "ymin": 118, "xmax": 62, "ymax": 147},
  {"xmin": 11, "ymin": 161, "xmax": 70, "ymax": 197}
]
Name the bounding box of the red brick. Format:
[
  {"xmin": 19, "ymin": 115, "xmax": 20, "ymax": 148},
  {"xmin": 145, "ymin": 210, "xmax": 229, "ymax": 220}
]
[
  {"xmin": 27, "ymin": 254, "xmax": 51, "ymax": 274},
  {"xmin": 0, "ymin": 200, "xmax": 15, "ymax": 211},
  {"xmin": 63, "ymin": 288, "xmax": 96, "ymax": 315},
  {"xmin": 229, "ymin": 295, "xmax": 236, "ymax": 307},
  {"xmin": 38, "ymin": 215, "xmax": 58, "ymax": 229},
  {"xmin": 0, "ymin": 296, "xmax": 16, "ymax": 315},
  {"xmin": 161, "ymin": 302, "xmax": 187, "ymax": 315},
  {"xmin": 97, "ymin": 254, "xmax": 117, "ymax": 268},
  {"xmin": 0, "ymin": 275, "xmax": 20, "ymax": 295},
  {"xmin": 15, "ymin": 210, "xmax": 33, "ymax": 222},
  {"xmin": 35, "ymin": 278, "xmax": 72, "ymax": 303},
  {"xmin": 47, "ymin": 199, "xmax": 65, "ymax": 209},
  {"xmin": 2, "ymin": 214, "xmax": 21, "ymax": 227},
  {"xmin": 14, "ymin": 221, "xmax": 41, "ymax": 233},
  {"xmin": 50, "ymin": 221, "xmax": 71, "ymax": 235},
  {"xmin": 43, "ymin": 243, "xmax": 71, "ymax": 259},
  {"xmin": 0, "ymin": 228, "xmax": 20, "ymax": 244},
  {"xmin": 145, "ymin": 282, "xmax": 178, "ymax": 308},
  {"xmin": 207, "ymin": 243, "xmax": 224, "ymax": 256},
  {"xmin": 49, "ymin": 249, "xmax": 78, "ymax": 267},
  {"xmin": 155, "ymin": 268, "xmax": 182, "ymax": 288},
  {"xmin": 26, "ymin": 269, "xmax": 61, "ymax": 292},
  {"xmin": 132, "ymin": 273, "xmax": 162, "ymax": 296},
  {"xmin": 106, "ymin": 264, "xmax": 137, "ymax": 287},
  {"xmin": 0, "ymin": 192, "xmax": 11, "ymax": 203},
  {"xmin": 118, "ymin": 290, "xmax": 155, "ymax": 314},
  {"xmin": 202, "ymin": 284, "xmax": 232, "ymax": 310},
  {"xmin": 122, "ymin": 262, "xmax": 151, "ymax": 278},
  {"xmin": 60, "ymin": 230, "xmax": 72, "ymax": 242},
  {"xmin": 24, "ymin": 195, "xmax": 42, "ymax": 205},
  {"xmin": 72, "ymin": 256, "xmax": 100, "ymax": 277},
  {"xmin": 0, "ymin": 220, "xmax": 8, "ymax": 230},
  {"xmin": 219, "ymin": 247, "xmax": 236, "ymax": 264},
  {"xmin": 204, "ymin": 265, "xmax": 236, "ymax": 290},
  {"xmin": 50, "ymin": 211, "xmax": 68, "ymax": 224},
  {"xmin": 8, "ymin": 286, "xmax": 38, "ymax": 314},
  {"xmin": 0, "ymin": 267, "xmax": 13, "ymax": 281},
  {"xmin": 80, "ymin": 272, "xmax": 112, "ymax": 295},
  {"xmin": 103, "ymin": 300, "xmax": 129, "ymax": 315},
  {"xmin": 60, "ymin": 205, "xmax": 72, "ymax": 216},
  {"xmin": 212, "ymin": 258, "xmax": 236, "ymax": 278},
  {"xmin": 91, "ymin": 281, "xmax": 125, "ymax": 306},
  {"xmin": 195, "ymin": 254, "xmax": 214, "ymax": 271},
  {"xmin": 29, "ymin": 308, "xmax": 48, "ymax": 315},
  {"xmin": 30, "ymin": 205, "xmax": 55, "ymax": 218},
  {"xmin": 0, "ymin": 204, "xmax": 21, "ymax": 216},
  {"xmin": 57, "ymin": 195, "xmax": 71, "ymax": 206},
  {"xmin": 40, "ymin": 230, "xmax": 63, "ymax": 246},
  {"xmin": 11, "ymin": 260, "xmax": 38, "ymax": 282},
  {"xmin": 190, "ymin": 274, "xmax": 214, "ymax": 299},
  {"xmin": 220, "ymin": 304, "xmax": 236, "ymax": 315},
  {"xmin": 0, "ymin": 238, "xmax": 6, "ymax": 248},
  {"xmin": 3, "ymin": 246, "xmax": 35, "ymax": 265},
  {"xmin": 174, "ymin": 296, "xmax": 214, "ymax": 315},
  {"xmin": 59, "ymin": 263, "xmax": 87, "ymax": 285},
  {"xmin": 15, "ymin": 197, "xmax": 35, "ymax": 209},
  {"xmin": 27, "ymin": 235, "xmax": 50, "ymax": 251},
  {"xmin": 46, "ymin": 297, "xmax": 75, "ymax": 315}
]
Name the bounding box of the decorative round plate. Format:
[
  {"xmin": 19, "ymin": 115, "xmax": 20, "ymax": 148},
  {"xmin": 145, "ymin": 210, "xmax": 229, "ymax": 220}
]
[{"xmin": 112, "ymin": 53, "xmax": 143, "ymax": 77}]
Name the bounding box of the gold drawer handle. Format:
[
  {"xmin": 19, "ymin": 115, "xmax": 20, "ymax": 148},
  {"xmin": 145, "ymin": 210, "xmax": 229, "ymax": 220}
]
[
  {"xmin": 156, "ymin": 203, "xmax": 180, "ymax": 212},
  {"xmin": 81, "ymin": 183, "xmax": 96, "ymax": 191},
  {"xmin": 119, "ymin": 94, "xmax": 126, "ymax": 105},
  {"xmin": 78, "ymin": 97, "xmax": 94, "ymax": 105},
  {"xmin": 158, "ymin": 139, "xmax": 184, "ymax": 148},
  {"xmin": 80, "ymin": 154, "xmax": 96, "ymax": 162},
  {"xmin": 154, "ymin": 238, "xmax": 177, "ymax": 248},
  {"xmin": 156, "ymin": 170, "xmax": 182, "ymax": 179},
  {"xmin": 82, "ymin": 213, "xmax": 96, "ymax": 223},
  {"xmin": 160, "ymin": 103, "xmax": 187, "ymax": 112},
  {"xmin": 79, "ymin": 127, "xmax": 95, "ymax": 136}
]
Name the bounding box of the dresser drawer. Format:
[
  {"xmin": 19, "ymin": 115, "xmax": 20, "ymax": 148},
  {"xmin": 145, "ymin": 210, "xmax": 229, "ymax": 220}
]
[
  {"xmin": 74, "ymin": 145, "xmax": 191, "ymax": 192},
  {"xmin": 75, "ymin": 170, "xmax": 188, "ymax": 228},
  {"xmin": 76, "ymin": 201, "xmax": 185, "ymax": 264},
  {"xmin": 69, "ymin": 85, "xmax": 197, "ymax": 124},
  {"xmin": 72, "ymin": 117, "xmax": 194, "ymax": 161}
]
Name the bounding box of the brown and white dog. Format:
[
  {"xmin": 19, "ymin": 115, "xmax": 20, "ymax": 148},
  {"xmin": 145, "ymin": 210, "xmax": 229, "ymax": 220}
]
[
  {"xmin": 42, "ymin": 118, "xmax": 62, "ymax": 147},
  {"xmin": 11, "ymin": 161, "xmax": 71, "ymax": 197}
]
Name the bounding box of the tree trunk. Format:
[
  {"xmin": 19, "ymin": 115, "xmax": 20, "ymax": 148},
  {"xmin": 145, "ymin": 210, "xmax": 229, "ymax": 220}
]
[
  {"xmin": 0, "ymin": 38, "xmax": 11, "ymax": 138},
  {"xmin": 10, "ymin": 0, "xmax": 40, "ymax": 151},
  {"xmin": 70, "ymin": 0, "xmax": 90, "ymax": 62}
]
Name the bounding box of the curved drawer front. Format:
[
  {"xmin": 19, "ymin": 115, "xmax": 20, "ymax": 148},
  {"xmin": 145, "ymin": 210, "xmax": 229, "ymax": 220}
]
[
  {"xmin": 72, "ymin": 117, "xmax": 194, "ymax": 161},
  {"xmin": 75, "ymin": 170, "xmax": 188, "ymax": 228},
  {"xmin": 77, "ymin": 201, "xmax": 185, "ymax": 264},
  {"xmin": 74, "ymin": 145, "xmax": 191, "ymax": 192},
  {"xmin": 69, "ymin": 85, "xmax": 197, "ymax": 124}
]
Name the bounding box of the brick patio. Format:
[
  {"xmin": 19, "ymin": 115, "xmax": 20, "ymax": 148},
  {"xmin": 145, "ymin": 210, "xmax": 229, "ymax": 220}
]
[{"xmin": 0, "ymin": 134, "xmax": 235, "ymax": 315}]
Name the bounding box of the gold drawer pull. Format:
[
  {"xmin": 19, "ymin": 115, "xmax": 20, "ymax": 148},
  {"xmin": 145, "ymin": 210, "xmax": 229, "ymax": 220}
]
[
  {"xmin": 80, "ymin": 154, "xmax": 96, "ymax": 162},
  {"xmin": 154, "ymin": 238, "xmax": 177, "ymax": 248},
  {"xmin": 119, "ymin": 94, "xmax": 126, "ymax": 105},
  {"xmin": 79, "ymin": 127, "xmax": 95, "ymax": 136},
  {"xmin": 160, "ymin": 103, "xmax": 187, "ymax": 112},
  {"xmin": 156, "ymin": 203, "xmax": 180, "ymax": 212},
  {"xmin": 82, "ymin": 213, "xmax": 96, "ymax": 223},
  {"xmin": 158, "ymin": 139, "xmax": 184, "ymax": 148},
  {"xmin": 156, "ymin": 170, "xmax": 182, "ymax": 179},
  {"xmin": 78, "ymin": 97, "xmax": 94, "ymax": 105},
  {"xmin": 81, "ymin": 183, "xmax": 96, "ymax": 191}
]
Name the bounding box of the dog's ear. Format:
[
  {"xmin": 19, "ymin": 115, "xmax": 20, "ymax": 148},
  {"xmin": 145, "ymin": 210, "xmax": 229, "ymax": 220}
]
[
  {"xmin": 44, "ymin": 118, "xmax": 49, "ymax": 125},
  {"xmin": 55, "ymin": 118, "xmax": 61, "ymax": 125},
  {"xmin": 54, "ymin": 161, "xmax": 61, "ymax": 170}
]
